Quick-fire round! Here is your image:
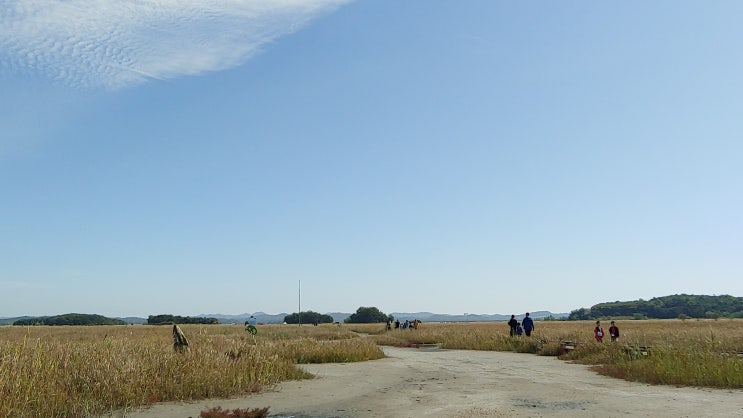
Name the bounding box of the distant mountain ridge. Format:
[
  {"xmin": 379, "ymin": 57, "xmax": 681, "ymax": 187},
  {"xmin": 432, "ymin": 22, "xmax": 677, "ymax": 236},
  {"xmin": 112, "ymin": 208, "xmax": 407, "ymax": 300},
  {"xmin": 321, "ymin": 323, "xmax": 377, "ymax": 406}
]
[
  {"xmin": 196, "ymin": 311, "xmax": 569, "ymax": 324},
  {"xmin": 0, "ymin": 311, "xmax": 568, "ymax": 326},
  {"xmin": 6, "ymin": 294, "xmax": 740, "ymax": 324},
  {"xmin": 196, "ymin": 312, "xmax": 290, "ymax": 324}
]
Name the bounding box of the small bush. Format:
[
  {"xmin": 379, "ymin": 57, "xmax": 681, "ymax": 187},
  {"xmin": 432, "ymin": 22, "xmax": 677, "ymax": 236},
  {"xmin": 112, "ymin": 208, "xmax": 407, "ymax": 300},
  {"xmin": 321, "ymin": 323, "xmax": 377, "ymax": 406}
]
[{"xmin": 200, "ymin": 406, "xmax": 270, "ymax": 418}]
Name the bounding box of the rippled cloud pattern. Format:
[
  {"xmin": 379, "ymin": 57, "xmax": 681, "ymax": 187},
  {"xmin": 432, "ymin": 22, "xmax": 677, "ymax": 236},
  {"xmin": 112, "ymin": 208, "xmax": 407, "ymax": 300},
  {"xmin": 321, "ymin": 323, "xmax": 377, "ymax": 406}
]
[{"xmin": 0, "ymin": 0, "xmax": 348, "ymax": 89}]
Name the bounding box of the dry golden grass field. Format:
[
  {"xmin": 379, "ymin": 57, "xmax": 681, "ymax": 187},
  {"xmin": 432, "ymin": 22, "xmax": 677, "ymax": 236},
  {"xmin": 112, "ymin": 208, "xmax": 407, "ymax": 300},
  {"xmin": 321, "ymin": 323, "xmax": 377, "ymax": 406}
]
[{"xmin": 1, "ymin": 318, "xmax": 742, "ymax": 417}]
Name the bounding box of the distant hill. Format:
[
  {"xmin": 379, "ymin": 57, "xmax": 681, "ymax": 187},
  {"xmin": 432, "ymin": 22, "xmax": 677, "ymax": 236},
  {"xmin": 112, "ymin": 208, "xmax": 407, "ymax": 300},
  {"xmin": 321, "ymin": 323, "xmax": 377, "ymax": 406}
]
[
  {"xmin": 326, "ymin": 312, "xmax": 350, "ymax": 322},
  {"xmin": 147, "ymin": 314, "xmax": 219, "ymax": 325},
  {"xmin": 12, "ymin": 313, "xmax": 127, "ymax": 326},
  {"xmin": 201, "ymin": 311, "xmax": 569, "ymax": 324},
  {"xmin": 117, "ymin": 317, "xmax": 147, "ymax": 325},
  {"xmin": 196, "ymin": 312, "xmax": 290, "ymax": 324},
  {"xmin": 568, "ymin": 294, "xmax": 743, "ymax": 320},
  {"xmin": 0, "ymin": 316, "xmax": 31, "ymax": 326}
]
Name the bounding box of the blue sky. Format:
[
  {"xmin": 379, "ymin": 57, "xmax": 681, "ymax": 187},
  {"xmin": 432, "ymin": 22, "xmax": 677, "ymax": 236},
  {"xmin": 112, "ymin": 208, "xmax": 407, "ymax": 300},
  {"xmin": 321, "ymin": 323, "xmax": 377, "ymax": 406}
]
[{"xmin": 1, "ymin": 1, "xmax": 741, "ymax": 318}]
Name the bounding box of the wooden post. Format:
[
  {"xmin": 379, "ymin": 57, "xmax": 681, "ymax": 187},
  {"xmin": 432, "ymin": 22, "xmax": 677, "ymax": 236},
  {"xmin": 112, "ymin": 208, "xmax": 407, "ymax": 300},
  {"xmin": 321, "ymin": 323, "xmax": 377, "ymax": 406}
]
[{"xmin": 173, "ymin": 324, "xmax": 189, "ymax": 352}]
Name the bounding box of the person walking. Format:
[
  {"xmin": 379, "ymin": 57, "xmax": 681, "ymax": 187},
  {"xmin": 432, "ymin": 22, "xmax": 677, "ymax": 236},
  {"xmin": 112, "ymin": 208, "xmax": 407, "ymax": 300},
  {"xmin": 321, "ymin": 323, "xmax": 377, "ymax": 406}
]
[
  {"xmin": 508, "ymin": 315, "xmax": 518, "ymax": 336},
  {"xmin": 594, "ymin": 320, "xmax": 604, "ymax": 343},
  {"xmin": 245, "ymin": 315, "xmax": 258, "ymax": 335},
  {"xmin": 522, "ymin": 312, "xmax": 534, "ymax": 337},
  {"xmin": 609, "ymin": 320, "xmax": 620, "ymax": 342}
]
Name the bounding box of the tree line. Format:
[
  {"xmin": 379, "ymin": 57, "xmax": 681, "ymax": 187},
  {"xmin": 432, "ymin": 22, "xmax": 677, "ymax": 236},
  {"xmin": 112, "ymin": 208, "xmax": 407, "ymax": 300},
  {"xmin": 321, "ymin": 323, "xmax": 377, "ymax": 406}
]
[
  {"xmin": 13, "ymin": 313, "xmax": 127, "ymax": 326},
  {"xmin": 283, "ymin": 311, "xmax": 334, "ymax": 324},
  {"xmin": 568, "ymin": 294, "xmax": 743, "ymax": 320},
  {"xmin": 147, "ymin": 315, "xmax": 219, "ymax": 325},
  {"xmin": 8, "ymin": 308, "xmax": 396, "ymax": 327},
  {"xmin": 284, "ymin": 307, "xmax": 394, "ymax": 324}
]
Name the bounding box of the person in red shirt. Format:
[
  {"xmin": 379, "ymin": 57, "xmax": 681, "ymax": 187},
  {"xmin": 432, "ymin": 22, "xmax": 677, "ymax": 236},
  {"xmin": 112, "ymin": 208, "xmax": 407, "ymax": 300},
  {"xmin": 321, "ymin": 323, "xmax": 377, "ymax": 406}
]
[{"xmin": 594, "ymin": 320, "xmax": 604, "ymax": 343}]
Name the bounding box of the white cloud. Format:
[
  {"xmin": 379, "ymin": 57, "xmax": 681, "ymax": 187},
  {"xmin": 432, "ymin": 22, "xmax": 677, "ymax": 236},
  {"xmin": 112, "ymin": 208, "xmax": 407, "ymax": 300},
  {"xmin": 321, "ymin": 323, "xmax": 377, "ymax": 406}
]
[{"xmin": 0, "ymin": 0, "xmax": 349, "ymax": 89}]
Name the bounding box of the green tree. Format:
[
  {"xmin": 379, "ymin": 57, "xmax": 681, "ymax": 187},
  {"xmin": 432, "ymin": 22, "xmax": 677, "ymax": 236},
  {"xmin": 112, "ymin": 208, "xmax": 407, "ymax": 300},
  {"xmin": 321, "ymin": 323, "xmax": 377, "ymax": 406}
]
[
  {"xmin": 284, "ymin": 311, "xmax": 334, "ymax": 324},
  {"xmin": 567, "ymin": 308, "xmax": 592, "ymax": 320},
  {"xmin": 570, "ymin": 294, "xmax": 743, "ymax": 320},
  {"xmin": 344, "ymin": 306, "xmax": 389, "ymax": 323}
]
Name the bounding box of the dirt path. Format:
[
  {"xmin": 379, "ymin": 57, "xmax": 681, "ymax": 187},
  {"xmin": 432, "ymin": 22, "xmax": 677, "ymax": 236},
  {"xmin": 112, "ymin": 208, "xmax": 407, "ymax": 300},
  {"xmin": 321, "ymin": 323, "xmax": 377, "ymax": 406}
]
[{"xmin": 113, "ymin": 346, "xmax": 743, "ymax": 417}]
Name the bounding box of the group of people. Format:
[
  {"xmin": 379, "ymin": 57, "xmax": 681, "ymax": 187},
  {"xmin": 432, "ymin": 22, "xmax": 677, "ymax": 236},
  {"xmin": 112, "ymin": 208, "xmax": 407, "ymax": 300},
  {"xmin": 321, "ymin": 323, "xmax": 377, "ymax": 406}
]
[
  {"xmin": 507, "ymin": 313, "xmax": 534, "ymax": 337},
  {"xmin": 389, "ymin": 319, "xmax": 421, "ymax": 330},
  {"xmin": 242, "ymin": 314, "xmax": 619, "ymax": 344},
  {"xmin": 507, "ymin": 314, "xmax": 621, "ymax": 344},
  {"xmin": 593, "ymin": 320, "xmax": 620, "ymax": 343}
]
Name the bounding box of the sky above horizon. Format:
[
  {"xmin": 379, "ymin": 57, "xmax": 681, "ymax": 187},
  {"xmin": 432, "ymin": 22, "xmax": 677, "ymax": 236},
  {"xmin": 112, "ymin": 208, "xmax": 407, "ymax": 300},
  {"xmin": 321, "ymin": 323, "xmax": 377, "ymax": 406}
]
[{"xmin": 2, "ymin": 1, "xmax": 742, "ymax": 318}]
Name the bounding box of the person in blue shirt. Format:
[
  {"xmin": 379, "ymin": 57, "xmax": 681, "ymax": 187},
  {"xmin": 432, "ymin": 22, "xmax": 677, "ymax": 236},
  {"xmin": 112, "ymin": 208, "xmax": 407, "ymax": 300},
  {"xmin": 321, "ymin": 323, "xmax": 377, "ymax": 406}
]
[
  {"xmin": 245, "ymin": 315, "xmax": 258, "ymax": 335},
  {"xmin": 522, "ymin": 312, "xmax": 534, "ymax": 337}
]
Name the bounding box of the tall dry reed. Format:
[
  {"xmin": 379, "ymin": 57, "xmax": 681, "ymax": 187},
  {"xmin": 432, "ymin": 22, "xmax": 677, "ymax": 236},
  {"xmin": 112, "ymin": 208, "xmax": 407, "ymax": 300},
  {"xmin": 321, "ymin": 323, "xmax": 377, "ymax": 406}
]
[
  {"xmin": 0, "ymin": 324, "xmax": 383, "ymax": 418},
  {"xmin": 370, "ymin": 318, "xmax": 743, "ymax": 388}
]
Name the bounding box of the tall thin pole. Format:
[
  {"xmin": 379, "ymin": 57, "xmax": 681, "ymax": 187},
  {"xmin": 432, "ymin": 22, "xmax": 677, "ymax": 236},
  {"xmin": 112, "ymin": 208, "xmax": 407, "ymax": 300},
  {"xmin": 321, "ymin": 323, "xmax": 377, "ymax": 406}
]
[{"xmin": 298, "ymin": 280, "xmax": 301, "ymax": 326}]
